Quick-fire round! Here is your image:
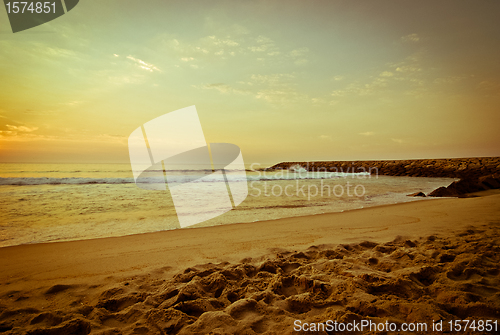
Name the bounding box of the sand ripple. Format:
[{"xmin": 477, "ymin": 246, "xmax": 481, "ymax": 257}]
[{"xmin": 1, "ymin": 223, "xmax": 499, "ymax": 334}]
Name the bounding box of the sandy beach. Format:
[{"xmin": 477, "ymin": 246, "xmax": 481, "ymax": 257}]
[
  {"xmin": 2, "ymin": 0, "xmax": 500, "ymax": 334},
  {"xmin": 1, "ymin": 191, "xmax": 499, "ymax": 334}
]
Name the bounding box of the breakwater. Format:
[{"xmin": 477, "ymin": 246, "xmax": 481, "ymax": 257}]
[{"xmin": 269, "ymin": 157, "xmax": 500, "ymax": 179}]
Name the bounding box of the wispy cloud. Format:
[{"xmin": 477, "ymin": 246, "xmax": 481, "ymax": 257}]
[
  {"xmin": 254, "ymin": 88, "xmax": 308, "ymax": 104},
  {"xmin": 126, "ymin": 55, "xmax": 161, "ymax": 72},
  {"xmin": 61, "ymin": 101, "xmax": 83, "ymax": 106},
  {"xmin": 250, "ymin": 73, "xmax": 295, "ymax": 86},
  {"xmin": 331, "ymin": 77, "xmax": 389, "ymax": 97},
  {"xmin": 159, "ymin": 29, "xmax": 310, "ymax": 69},
  {"xmin": 401, "ymin": 33, "xmax": 421, "ymax": 43},
  {"xmin": 248, "ymin": 35, "xmax": 276, "ymax": 53},
  {"xmin": 289, "ymin": 47, "xmax": 309, "ymax": 65},
  {"xmin": 196, "ymin": 72, "xmax": 310, "ymax": 106},
  {"xmin": 477, "ymin": 80, "xmax": 500, "ymax": 96},
  {"xmin": 107, "ymin": 74, "xmax": 145, "ymax": 85},
  {"xmin": 433, "ymin": 76, "xmax": 465, "ymax": 84},
  {"xmin": 0, "ymin": 123, "xmax": 40, "ymax": 140},
  {"xmin": 163, "ymin": 34, "xmax": 243, "ymax": 62},
  {"xmin": 395, "ymin": 65, "xmax": 422, "ymax": 73},
  {"xmin": 250, "ymin": 73, "xmax": 309, "ymax": 104},
  {"xmin": 359, "ymin": 132, "xmax": 374, "ymax": 136},
  {"xmin": 5, "ymin": 125, "xmax": 38, "ymax": 133},
  {"xmin": 207, "ymin": 35, "xmax": 239, "ymax": 47},
  {"xmin": 197, "ymin": 83, "xmax": 250, "ymax": 95}
]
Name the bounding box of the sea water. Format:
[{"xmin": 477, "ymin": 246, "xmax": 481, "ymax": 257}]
[{"xmin": 0, "ymin": 163, "xmax": 455, "ymax": 247}]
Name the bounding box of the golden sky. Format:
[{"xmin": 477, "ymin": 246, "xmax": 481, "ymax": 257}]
[{"xmin": 1, "ymin": 0, "xmax": 499, "ymax": 165}]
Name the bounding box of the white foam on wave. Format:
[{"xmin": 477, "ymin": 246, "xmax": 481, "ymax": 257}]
[
  {"xmin": 0, "ymin": 177, "xmax": 136, "ymax": 186},
  {"xmin": 288, "ymin": 164, "xmax": 308, "ymax": 173},
  {"xmin": 0, "ymin": 171, "xmax": 370, "ymax": 186}
]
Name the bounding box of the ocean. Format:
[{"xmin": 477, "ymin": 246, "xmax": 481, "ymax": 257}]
[{"xmin": 0, "ymin": 163, "xmax": 455, "ymax": 248}]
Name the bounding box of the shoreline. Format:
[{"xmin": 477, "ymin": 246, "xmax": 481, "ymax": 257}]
[
  {"xmin": 1, "ymin": 191, "xmax": 498, "ymax": 284},
  {"xmin": 1, "ymin": 191, "xmax": 499, "ymax": 333},
  {"xmin": 0, "ymin": 176, "xmax": 454, "ymax": 249},
  {"xmin": 0, "ymin": 185, "xmax": 447, "ymax": 250}
]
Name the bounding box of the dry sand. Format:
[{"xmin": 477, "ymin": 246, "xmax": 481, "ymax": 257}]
[{"xmin": 1, "ymin": 192, "xmax": 499, "ymax": 334}]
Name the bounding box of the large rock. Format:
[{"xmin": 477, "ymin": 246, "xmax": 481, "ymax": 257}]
[
  {"xmin": 479, "ymin": 174, "xmax": 500, "ymax": 189},
  {"xmin": 428, "ymin": 186, "xmax": 458, "ymax": 197},
  {"xmin": 428, "ymin": 175, "xmax": 500, "ymax": 197},
  {"xmin": 407, "ymin": 192, "xmax": 426, "ymax": 197}
]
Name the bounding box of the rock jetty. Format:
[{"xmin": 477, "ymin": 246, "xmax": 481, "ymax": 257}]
[
  {"xmin": 268, "ymin": 157, "xmax": 500, "ymax": 197},
  {"xmin": 268, "ymin": 157, "xmax": 500, "ymax": 179}
]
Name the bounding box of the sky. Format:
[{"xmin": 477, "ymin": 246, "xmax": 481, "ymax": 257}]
[{"xmin": 0, "ymin": 0, "xmax": 499, "ymax": 165}]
